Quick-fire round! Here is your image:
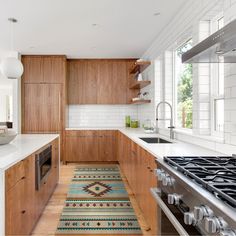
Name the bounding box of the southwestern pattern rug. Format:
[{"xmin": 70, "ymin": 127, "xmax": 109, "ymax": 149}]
[{"xmin": 56, "ymin": 165, "xmax": 142, "ymax": 235}]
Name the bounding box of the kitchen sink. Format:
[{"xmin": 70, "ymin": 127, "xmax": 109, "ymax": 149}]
[{"xmin": 139, "ymin": 137, "xmax": 172, "ymax": 144}]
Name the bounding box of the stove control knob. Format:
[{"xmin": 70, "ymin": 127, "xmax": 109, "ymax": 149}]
[
  {"xmin": 220, "ymin": 229, "xmax": 236, "ymax": 236},
  {"xmin": 193, "ymin": 206, "xmax": 213, "ymax": 221},
  {"xmin": 168, "ymin": 194, "xmax": 181, "ymax": 205},
  {"xmin": 155, "ymin": 169, "xmax": 165, "ymax": 181},
  {"xmin": 204, "ymin": 217, "xmax": 228, "ymax": 234},
  {"xmin": 162, "ymin": 176, "xmax": 175, "ymax": 186},
  {"xmin": 184, "ymin": 212, "xmax": 196, "ymax": 226}
]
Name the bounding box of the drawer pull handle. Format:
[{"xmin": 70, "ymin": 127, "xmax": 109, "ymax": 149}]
[
  {"xmin": 147, "ymin": 167, "xmax": 151, "ymax": 169},
  {"xmin": 21, "ymin": 176, "xmax": 26, "ymax": 180},
  {"xmin": 21, "ymin": 210, "xmax": 26, "ymax": 214}
]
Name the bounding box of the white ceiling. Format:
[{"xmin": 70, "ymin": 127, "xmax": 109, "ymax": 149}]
[{"xmin": 0, "ymin": 0, "xmax": 187, "ymax": 58}]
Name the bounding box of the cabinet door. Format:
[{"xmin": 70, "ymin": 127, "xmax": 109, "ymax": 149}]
[
  {"xmin": 67, "ymin": 60, "xmax": 97, "ymax": 104},
  {"xmin": 83, "ymin": 60, "xmax": 97, "ymax": 104},
  {"xmin": 67, "ymin": 60, "xmax": 84, "ymax": 104},
  {"xmin": 43, "ymin": 56, "xmax": 66, "ymax": 83},
  {"xmin": 146, "ymin": 153, "xmax": 158, "ymax": 235},
  {"xmin": 65, "ymin": 131, "xmax": 98, "ymax": 162},
  {"xmin": 82, "ymin": 131, "xmax": 98, "ymax": 161},
  {"xmin": 6, "ymin": 156, "xmax": 35, "ymax": 235},
  {"xmin": 22, "ymin": 56, "xmax": 44, "ymax": 83},
  {"xmin": 97, "ymin": 60, "xmax": 113, "ymax": 104},
  {"xmin": 98, "ymin": 131, "xmax": 117, "ymax": 161},
  {"xmin": 112, "ymin": 61, "xmax": 127, "ymax": 104},
  {"xmin": 23, "ymin": 83, "xmax": 61, "ymax": 133}
]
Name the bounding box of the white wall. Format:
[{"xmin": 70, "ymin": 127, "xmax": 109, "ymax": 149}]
[
  {"xmin": 0, "ymin": 85, "xmax": 12, "ymax": 122},
  {"xmin": 68, "ymin": 105, "xmax": 138, "ymax": 128},
  {"xmin": 0, "ymin": 50, "xmax": 21, "ymax": 132},
  {"xmin": 137, "ymin": 0, "xmax": 236, "ymax": 155}
]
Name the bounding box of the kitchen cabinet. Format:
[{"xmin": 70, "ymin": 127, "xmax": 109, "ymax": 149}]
[
  {"xmin": 22, "ymin": 55, "xmax": 66, "ymax": 84},
  {"xmin": 67, "ymin": 59, "xmax": 136, "ymax": 104},
  {"xmin": 117, "ymin": 132, "xmax": 157, "ymax": 235},
  {"xmin": 67, "ymin": 60, "xmax": 97, "ymax": 104},
  {"xmin": 23, "ymin": 83, "xmax": 62, "ymax": 133},
  {"xmin": 65, "ymin": 130, "xmax": 117, "ymax": 163},
  {"xmin": 5, "ymin": 138, "xmax": 59, "ymax": 236},
  {"xmin": 5, "ymin": 156, "xmax": 36, "ymax": 236},
  {"xmin": 21, "ymin": 55, "xmax": 66, "ymax": 161},
  {"xmin": 98, "ymin": 131, "xmax": 117, "ymax": 161}
]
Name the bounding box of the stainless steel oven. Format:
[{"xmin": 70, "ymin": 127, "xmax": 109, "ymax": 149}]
[
  {"xmin": 151, "ymin": 157, "xmax": 236, "ymax": 236},
  {"xmin": 35, "ymin": 145, "xmax": 52, "ymax": 190},
  {"xmin": 150, "ymin": 188, "xmax": 200, "ymax": 236}
]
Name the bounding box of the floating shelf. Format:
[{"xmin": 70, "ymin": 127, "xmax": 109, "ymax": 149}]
[
  {"xmin": 130, "ymin": 100, "xmax": 151, "ymax": 105},
  {"xmin": 129, "ymin": 80, "xmax": 151, "ymax": 89},
  {"xmin": 129, "ymin": 61, "xmax": 151, "ymax": 74}
]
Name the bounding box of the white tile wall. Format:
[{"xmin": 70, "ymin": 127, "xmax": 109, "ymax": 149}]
[
  {"xmin": 68, "ymin": 105, "xmax": 138, "ymax": 128},
  {"xmin": 224, "ymin": 0, "xmax": 236, "ymax": 146},
  {"xmin": 136, "ymin": 0, "xmax": 236, "ymax": 154}
]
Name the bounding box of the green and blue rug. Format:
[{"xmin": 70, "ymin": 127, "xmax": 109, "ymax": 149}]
[{"xmin": 56, "ymin": 165, "xmax": 142, "ymax": 235}]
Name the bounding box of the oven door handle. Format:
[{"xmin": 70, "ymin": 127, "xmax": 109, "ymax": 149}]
[{"xmin": 150, "ymin": 188, "xmax": 189, "ymax": 236}]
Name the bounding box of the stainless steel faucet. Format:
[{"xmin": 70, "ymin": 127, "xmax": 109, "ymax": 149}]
[{"xmin": 156, "ymin": 101, "xmax": 175, "ymax": 140}]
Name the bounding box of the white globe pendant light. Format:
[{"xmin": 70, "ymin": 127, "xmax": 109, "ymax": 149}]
[
  {"xmin": 1, "ymin": 57, "xmax": 24, "ymax": 79},
  {"xmin": 0, "ymin": 18, "xmax": 24, "ymax": 79}
]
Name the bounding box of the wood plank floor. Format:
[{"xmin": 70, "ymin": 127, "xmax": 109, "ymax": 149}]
[{"xmin": 31, "ymin": 163, "xmax": 155, "ymax": 236}]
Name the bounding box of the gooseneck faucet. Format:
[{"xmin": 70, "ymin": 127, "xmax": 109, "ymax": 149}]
[{"xmin": 156, "ymin": 101, "xmax": 175, "ymax": 140}]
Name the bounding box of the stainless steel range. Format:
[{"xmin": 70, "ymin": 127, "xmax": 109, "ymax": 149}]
[{"xmin": 151, "ymin": 155, "xmax": 236, "ymax": 236}]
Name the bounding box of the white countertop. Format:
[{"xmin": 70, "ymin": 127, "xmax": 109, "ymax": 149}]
[
  {"xmin": 118, "ymin": 128, "xmax": 225, "ymax": 159},
  {"xmin": 0, "ymin": 134, "xmax": 59, "ymax": 171}
]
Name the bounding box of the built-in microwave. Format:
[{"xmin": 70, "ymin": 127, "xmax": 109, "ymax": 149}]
[{"xmin": 35, "ymin": 145, "xmax": 52, "ymax": 190}]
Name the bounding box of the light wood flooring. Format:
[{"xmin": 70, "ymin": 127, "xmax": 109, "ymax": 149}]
[{"xmin": 31, "ymin": 163, "xmax": 155, "ymax": 236}]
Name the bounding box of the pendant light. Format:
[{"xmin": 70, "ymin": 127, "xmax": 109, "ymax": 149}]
[{"xmin": 0, "ymin": 18, "xmax": 24, "ymax": 79}]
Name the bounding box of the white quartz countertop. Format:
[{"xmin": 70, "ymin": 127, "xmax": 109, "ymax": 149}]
[
  {"xmin": 118, "ymin": 128, "xmax": 225, "ymax": 159},
  {"xmin": 0, "ymin": 134, "xmax": 59, "ymax": 171}
]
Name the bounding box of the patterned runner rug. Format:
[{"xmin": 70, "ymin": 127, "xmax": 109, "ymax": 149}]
[{"xmin": 56, "ymin": 165, "xmax": 142, "ymax": 235}]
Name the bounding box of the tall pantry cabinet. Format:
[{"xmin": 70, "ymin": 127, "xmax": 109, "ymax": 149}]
[{"xmin": 21, "ymin": 55, "xmax": 67, "ymax": 159}]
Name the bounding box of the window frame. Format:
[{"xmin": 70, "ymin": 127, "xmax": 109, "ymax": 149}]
[
  {"xmin": 210, "ymin": 12, "xmax": 224, "ymax": 137},
  {"xmin": 173, "ymin": 38, "xmax": 193, "ymax": 130}
]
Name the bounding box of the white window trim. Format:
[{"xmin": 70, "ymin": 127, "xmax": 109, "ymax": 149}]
[
  {"xmin": 210, "ymin": 12, "xmax": 224, "ymax": 138},
  {"xmin": 172, "ymin": 38, "xmax": 193, "ymax": 131}
]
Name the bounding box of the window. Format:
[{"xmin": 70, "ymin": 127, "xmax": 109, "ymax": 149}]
[
  {"xmin": 211, "ymin": 15, "xmax": 224, "ymax": 136},
  {"xmin": 174, "ymin": 39, "xmax": 193, "ymax": 129}
]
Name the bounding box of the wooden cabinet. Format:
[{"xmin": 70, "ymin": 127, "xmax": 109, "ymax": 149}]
[
  {"xmin": 98, "ymin": 131, "xmax": 117, "ymax": 161},
  {"xmin": 22, "ymin": 55, "xmax": 66, "ymax": 84},
  {"xmin": 67, "ymin": 60, "xmax": 97, "ymax": 104},
  {"xmin": 65, "ymin": 130, "xmax": 117, "ymax": 162},
  {"xmin": 23, "ymin": 83, "xmax": 62, "ymax": 133},
  {"xmin": 5, "ymin": 138, "xmax": 59, "ymax": 236},
  {"xmin": 21, "ymin": 55, "xmax": 66, "ymax": 161},
  {"xmin": 117, "ymin": 132, "xmax": 158, "ymax": 235},
  {"xmin": 67, "ymin": 59, "xmax": 136, "ymax": 104}
]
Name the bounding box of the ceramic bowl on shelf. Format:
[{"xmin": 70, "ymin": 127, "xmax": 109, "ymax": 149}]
[{"xmin": 0, "ymin": 130, "xmax": 17, "ymax": 145}]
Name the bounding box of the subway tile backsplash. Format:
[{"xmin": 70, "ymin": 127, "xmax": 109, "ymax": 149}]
[{"xmin": 68, "ymin": 105, "xmax": 138, "ymax": 128}]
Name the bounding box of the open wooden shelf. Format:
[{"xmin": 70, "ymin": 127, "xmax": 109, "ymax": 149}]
[
  {"xmin": 129, "ymin": 61, "xmax": 151, "ymax": 74},
  {"xmin": 129, "ymin": 80, "xmax": 151, "ymax": 89},
  {"xmin": 130, "ymin": 99, "xmax": 151, "ymax": 105}
]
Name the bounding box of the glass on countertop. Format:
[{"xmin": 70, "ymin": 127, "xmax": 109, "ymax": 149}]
[{"xmin": 130, "ymin": 119, "xmax": 139, "ymax": 128}]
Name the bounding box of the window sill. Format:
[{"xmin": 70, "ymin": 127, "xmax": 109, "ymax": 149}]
[
  {"xmin": 159, "ymin": 127, "xmax": 224, "ymax": 144},
  {"xmin": 174, "ymin": 128, "xmax": 225, "ymax": 144}
]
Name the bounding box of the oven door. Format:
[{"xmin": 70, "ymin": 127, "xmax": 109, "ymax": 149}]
[{"xmin": 151, "ymin": 188, "xmax": 201, "ymax": 236}]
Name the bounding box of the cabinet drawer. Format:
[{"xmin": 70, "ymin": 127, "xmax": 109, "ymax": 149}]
[{"xmin": 5, "ymin": 160, "xmax": 26, "ymax": 191}]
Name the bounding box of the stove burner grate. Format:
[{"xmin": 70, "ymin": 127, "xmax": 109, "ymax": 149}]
[{"xmin": 164, "ymin": 155, "xmax": 236, "ymax": 208}]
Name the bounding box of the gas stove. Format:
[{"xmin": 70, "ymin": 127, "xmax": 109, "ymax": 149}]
[
  {"xmin": 151, "ymin": 155, "xmax": 236, "ymax": 236},
  {"xmin": 164, "ymin": 155, "xmax": 236, "ymax": 209}
]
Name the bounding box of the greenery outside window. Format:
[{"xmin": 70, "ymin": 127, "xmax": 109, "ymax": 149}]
[{"xmin": 174, "ymin": 39, "xmax": 193, "ymax": 129}]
